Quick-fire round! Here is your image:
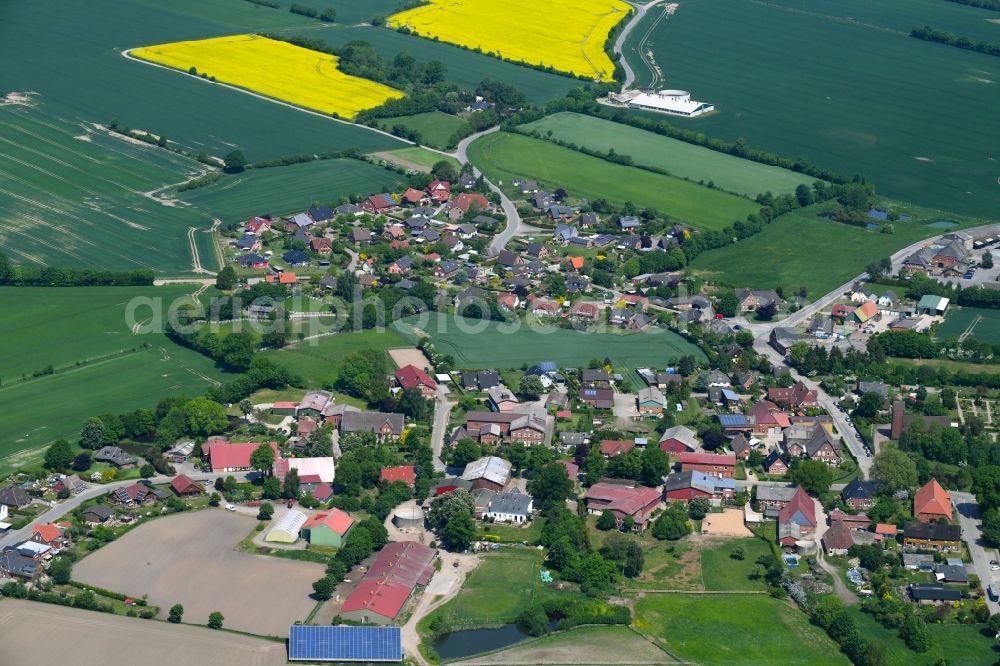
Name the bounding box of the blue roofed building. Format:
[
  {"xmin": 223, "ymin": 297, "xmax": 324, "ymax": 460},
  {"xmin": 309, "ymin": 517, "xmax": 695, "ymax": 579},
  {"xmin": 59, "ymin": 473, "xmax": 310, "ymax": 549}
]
[
  {"xmin": 717, "ymin": 413, "xmax": 752, "ymax": 433},
  {"xmin": 288, "ymin": 625, "xmax": 402, "ymax": 662}
]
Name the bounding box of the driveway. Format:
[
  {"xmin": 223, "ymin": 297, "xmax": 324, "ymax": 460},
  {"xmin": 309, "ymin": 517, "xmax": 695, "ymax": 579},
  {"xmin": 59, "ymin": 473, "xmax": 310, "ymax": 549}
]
[
  {"xmin": 813, "ymin": 500, "xmax": 857, "ymax": 605},
  {"xmin": 431, "ymin": 385, "xmax": 454, "ymax": 472}
]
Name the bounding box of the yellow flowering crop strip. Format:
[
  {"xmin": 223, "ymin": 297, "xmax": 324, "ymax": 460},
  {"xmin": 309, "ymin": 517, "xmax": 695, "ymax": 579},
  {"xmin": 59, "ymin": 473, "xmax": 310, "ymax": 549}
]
[
  {"xmin": 130, "ymin": 34, "xmax": 404, "ymax": 119},
  {"xmin": 388, "ymin": 0, "xmax": 630, "ymax": 82}
]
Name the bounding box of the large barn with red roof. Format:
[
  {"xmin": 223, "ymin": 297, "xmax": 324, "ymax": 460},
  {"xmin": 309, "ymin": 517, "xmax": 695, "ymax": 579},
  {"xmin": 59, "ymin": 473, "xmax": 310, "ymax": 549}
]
[
  {"xmin": 339, "ymin": 541, "xmax": 436, "ymax": 624},
  {"xmin": 204, "ymin": 441, "xmax": 279, "ymax": 473},
  {"xmin": 394, "ymin": 365, "xmax": 437, "ymax": 399},
  {"xmin": 914, "ymin": 478, "xmax": 952, "ymax": 523}
]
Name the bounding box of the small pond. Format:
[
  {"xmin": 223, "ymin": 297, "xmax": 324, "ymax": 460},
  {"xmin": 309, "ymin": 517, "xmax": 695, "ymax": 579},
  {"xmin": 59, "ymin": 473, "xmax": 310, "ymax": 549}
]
[
  {"xmin": 926, "ymin": 220, "xmax": 958, "ymax": 229},
  {"xmin": 433, "ymin": 624, "xmax": 531, "ymax": 661}
]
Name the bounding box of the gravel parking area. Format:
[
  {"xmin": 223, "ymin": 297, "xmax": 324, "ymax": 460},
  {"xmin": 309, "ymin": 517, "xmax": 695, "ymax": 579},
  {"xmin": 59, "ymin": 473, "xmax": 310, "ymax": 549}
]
[
  {"xmin": 73, "ymin": 509, "xmax": 323, "ymax": 636},
  {"xmin": 0, "ymin": 600, "xmax": 287, "ymax": 665}
]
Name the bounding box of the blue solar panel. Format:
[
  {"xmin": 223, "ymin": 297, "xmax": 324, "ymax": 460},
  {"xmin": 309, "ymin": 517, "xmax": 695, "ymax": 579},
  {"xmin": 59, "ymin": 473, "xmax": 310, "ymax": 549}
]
[
  {"xmin": 717, "ymin": 414, "xmax": 749, "ymax": 426},
  {"xmin": 288, "ymin": 625, "xmax": 402, "ymax": 662}
]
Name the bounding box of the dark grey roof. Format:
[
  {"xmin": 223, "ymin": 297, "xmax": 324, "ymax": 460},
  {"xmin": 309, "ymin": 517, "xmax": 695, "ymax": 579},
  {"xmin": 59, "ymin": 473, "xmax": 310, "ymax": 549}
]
[
  {"xmin": 83, "ymin": 504, "xmax": 115, "ymax": 521},
  {"xmin": 340, "ymin": 411, "xmax": 404, "ymax": 436},
  {"xmin": 904, "ymin": 521, "xmax": 961, "ymax": 542},
  {"xmin": 0, "ymin": 548, "xmax": 38, "ymax": 578},
  {"xmin": 283, "ymin": 250, "xmax": 310, "ymax": 265},
  {"xmin": 0, "ymin": 484, "xmax": 31, "ymax": 508},
  {"xmin": 936, "ymin": 564, "xmax": 968, "ymax": 583},
  {"xmin": 841, "ymin": 478, "xmax": 876, "ymax": 502},
  {"xmin": 488, "ymin": 491, "xmax": 533, "ymax": 516},
  {"xmin": 94, "ymin": 446, "xmax": 136, "ymax": 467},
  {"xmin": 909, "ymin": 584, "xmax": 962, "ymax": 602}
]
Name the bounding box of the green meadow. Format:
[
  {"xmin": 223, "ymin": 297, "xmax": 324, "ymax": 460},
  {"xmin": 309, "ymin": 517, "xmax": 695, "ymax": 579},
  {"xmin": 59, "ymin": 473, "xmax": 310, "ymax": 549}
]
[
  {"xmin": 520, "ymin": 112, "xmax": 817, "ymax": 197},
  {"xmin": 467, "ymin": 131, "xmax": 757, "ymax": 230},
  {"xmin": 374, "ymin": 111, "xmax": 469, "ymax": 150},
  {"xmin": 622, "ymin": 0, "xmax": 1000, "ymax": 218}
]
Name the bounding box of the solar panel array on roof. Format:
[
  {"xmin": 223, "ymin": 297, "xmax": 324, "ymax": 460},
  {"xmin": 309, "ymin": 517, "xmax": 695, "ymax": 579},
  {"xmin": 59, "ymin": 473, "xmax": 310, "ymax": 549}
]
[
  {"xmin": 717, "ymin": 414, "xmax": 749, "ymax": 426},
  {"xmin": 288, "ymin": 625, "xmax": 402, "ymax": 662}
]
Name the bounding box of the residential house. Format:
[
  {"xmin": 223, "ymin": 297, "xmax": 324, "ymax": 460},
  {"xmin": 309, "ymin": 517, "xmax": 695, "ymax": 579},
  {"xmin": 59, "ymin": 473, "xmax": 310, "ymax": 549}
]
[
  {"xmin": 619, "ymin": 216, "xmax": 640, "ymax": 232},
  {"xmin": 909, "ymin": 583, "xmax": 962, "ymax": 605},
  {"xmin": 485, "ymin": 491, "xmax": 534, "ymax": 524},
  {"xmin": 730, "ymin": 433, "xmax": 752, "ymax": 460},
  {"xmin": 0, "ymin": 485, "xmax": 30, "ymax": 510},
  {"xmin": 450, "ymin": 193, "xmax": 489, "ymax": 219},
  {"xmin": 433, "ymin": 260, "xmax": 460, "ymax": 279},
  {"xmin": 361, "ymin": 193, "xmax": 398, "ymax": 214},
  {"xmin": 283, "ymin": 250, "xmax": 310, "ymax": 266},
  {"xmin": 395, "ymin": 365, "xmax": 437, "ymax": 399},
  {"xmin": 763, "ymin": 450, "xmax": 789, "ymax": 475},
  {"xmin": 245, "ymin": 216, "xmax": 271, "ymax": 235},
  {"xmin": 350, "ymin": 227, "xmax": 373, "ymax": 244},
  {"xmin": 427, "ymin": 180, "xmax": 451, "ymax": 204},
  {"xmin": 841, "ymin": 479, "xmax": 877, "ymax": 511},
  {"xmin": 680, "ymin": 452, "xmax": 736, "ymax": 479},
  {"xmin": 82, "ymin": 504, "xmax": 115, "ymax": 525},
  {"xmin": 335, "ymin": 203, "xmax": 364, "ymax": 217},
  {"xmin": 903, "ymin": 521, "xmax": 961, "ymax": 552},
  {"xmin": 462, "ymin": 370, "xmax": 500, "ymax": 390},
  {"xmin": 110, "ymin": 481, "xmax": 155, "ymax": 507},
  {"xmin": 751, "ymin": 400, "xmax": 791, "ymax": 436},
  {"xmin": 513, "ymin": 178, "xmax": 539, "ymax": 194},
  {"xmin": 309, "ymin": 238, "xmax": 333, "ymax": 256},
  {"xmin": 735, "ymin": 289, "xmax": 781, "ymax": 313},
  {"xmin": 580, "ymin": 387, "xmax": 614, "ymax": 409},
  {"xmin": 600, "ymin": 439, "xmax": 635, "ymax": 458},
  {"xmin": 487, "ymin": 386, "xmax": 519, "ymax": 413},
  {"xmin": 380, "ymin": 466, "xmax": 416, "ymax": 487},
  {"xmin": 402, "ymin": 187, "xmax": 429, "ymax": 206},
  {"xmin": 822, "ymin": 520, "xmax": 858, "ymax": 555},
  {"xmin": 805, "ymin": 427, "xmax": 842, "ymax": 466},
  {"xmin": 766, "ymin": 381, "xmax": 818, "ymax": 410},
  {"xmin": 756, "ymin": 484, "xmax": 799, "ymax": 517},
  {"xmin": 340, "ymin": 411, "xmax": 405, "ymax": 440},
  {"xmin": 308, "ymin": 206, "xmax": 333, "ymax": 224},
  {"xmin": 664, "ymin": 470, "xmax": 735, "ymax": 501},
  {"xmin": 913, "ymin": 479, "xmax": 952, "ymax": 523},
  {"xmin": 236, "ymin": 234, "xmax": 262, "ymax": 252},
  {"xmin": 238, "ymin": 253, "xmax": 268, "ymax": 269},
  {"xmin": 496, "ymin": 292, "xmax": 520, "ymax": 311},
  {"xmin": 584, "ymin": 483, "xmax": 662, "ymax": 531},
  {"xmin": 778, "ymin": 487, "xmax": 817, "ymax": 546},
  {"xmin": 169, "ymin": 474, "xmax": 203, "ymax": 497},
  {"xmin": 464, "ymin": 411, "xmax": 546, "ymax": 445},
  {"xmin": 0, "ymin": 548, "xmax": 38, "ymax": 580},
  {"xmin": 527, "ymin": 295, "xmax": 560, "ymax": 317},
  {"xmin": 94, "ymin": 446, "xmax": 136, "ymax": 469},
  {"xmin": 769, "ymin": 327, "xmax": 801, "ymax": 354}
]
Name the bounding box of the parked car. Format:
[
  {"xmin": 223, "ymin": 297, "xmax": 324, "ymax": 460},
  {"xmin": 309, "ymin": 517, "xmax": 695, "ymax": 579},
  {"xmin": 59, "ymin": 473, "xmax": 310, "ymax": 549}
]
[{"xmin": 225, "ymin": 504, "xmax": 237, "ymax": 512}]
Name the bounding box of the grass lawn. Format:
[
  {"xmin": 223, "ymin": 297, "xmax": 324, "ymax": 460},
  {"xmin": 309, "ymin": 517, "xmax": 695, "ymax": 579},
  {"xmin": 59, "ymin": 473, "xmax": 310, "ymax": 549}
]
[
  {"xmin": 375, "ymin": 111, "xmax": 467, "ymax": 150},
  {"xmin": 700, "ymin": 537, "xmax": 772, "ymax": 591},
  {"xmin": 635, "ymin": 593, "xmax": 847, "ymax": 665},
  {"xmin": 848, "ymin": 608, "xmax": 999, "ymax": 665},
  {"xmin": 936, "ymin": 307, "xmax": 1000, "ymax": 344},
  {"xmin": 893, "ymin": 358, "xmax": 1000, "ymax": 374},
  {"xmin": 262, "ymin": 328, "xmax": 410, "ymax": 388},
  {"xmin": 442, "ymin": 549, "xmax": 541, "ymax": 625},
  {"xmin": 689, "ymin": 204, "xmax": 982, "ymax": 298},
  {"xmin": 393, "ymin": 315, "xmax": 705, "ymax": 371},
  {"xmin": 520, "ymin": 112, "xmax": 816, "ymax": 197},
  {"xmin": 479, "ymin": 518, "xmax": 545, "ymax": 545},
  {"xmin": 370, "ymin": 146, "xmax": 461, "ymax": 173},
  {"xmin": 467, "ymin": 131, "xmax": 758, "ymax": 231}
]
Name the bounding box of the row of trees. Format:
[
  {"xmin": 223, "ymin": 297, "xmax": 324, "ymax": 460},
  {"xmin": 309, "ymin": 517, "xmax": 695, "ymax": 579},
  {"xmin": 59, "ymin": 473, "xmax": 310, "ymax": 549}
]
[
  {"xmin": 0, "ymin": 250, "xmax": 153, "ymax": 287},
  {"xmin": 911, "ymin": 25, "xmax": 1000, "ymax": 58}
]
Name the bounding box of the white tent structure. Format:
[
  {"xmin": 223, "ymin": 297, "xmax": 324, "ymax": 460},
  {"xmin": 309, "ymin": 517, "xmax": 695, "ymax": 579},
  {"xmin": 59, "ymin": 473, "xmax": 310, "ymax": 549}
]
[{"xmin": 265, "ymin": 509, "xmax": 307, "ymax": 544}]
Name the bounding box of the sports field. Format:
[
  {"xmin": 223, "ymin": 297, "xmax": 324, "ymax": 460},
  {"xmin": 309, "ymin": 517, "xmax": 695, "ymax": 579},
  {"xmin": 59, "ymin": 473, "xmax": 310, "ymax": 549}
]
[
  {"xmin": 622, "ymin": 0, "xmax": 1000, "ymax": 218},
  {"xmin": 177, "ymin": 158, "xmax": 406, "ymax": 221},
  {"xmin": 375, "ymin": 111, "xmax": 468, "ymax": 149},
  {"xmin": 393, "ymin": 315, "xmax": 706, "ymax": 369},
  {"xmin": 0, "ymin": 0, "xmax": 403, "ymax": 164},
  {"xmin": 0, "ymin": 286, "xmax": 229, "ymax": 473},
  {"xmin": 388, "ymin": 0, "xmax": 630, "ymax": 81},
  {"xmin": 634, "ymin": 594, "xmax": 847, "ymax": 665},
  {"xmin": 689, "ymin": 206, "xmax": 973, "ymax": 297},
  {"xmin": 131, "ymin": 35, "xmax": 404, "ymax": 119},
  {"xmin": 467, "ymin": 132, "xmax": 757, "ymax": 230},
  {"xmin": 0, "ymin": 600, "xmax": 288, "ymax": 666},
  {"xmin": 520, "ymin": 113, "xmax": 817, "ymax": 197},
  {"xmin": 936, "ymin": 307, "xmax": 1000, "ymax": 344}
]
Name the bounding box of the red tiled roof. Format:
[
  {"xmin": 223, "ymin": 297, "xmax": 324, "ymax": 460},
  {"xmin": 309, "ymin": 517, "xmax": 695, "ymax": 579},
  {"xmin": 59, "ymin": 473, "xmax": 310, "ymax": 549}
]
[
  {"xmin": 875, "ymin": 523, "xmax": 898, "ymax": 536},
  {"xmin": 822, "ymin": 519, "xmax": 855, "ymax": 551},
  {"xmin": 584, "ymin": 483, "xmax": 661, "ymax": 518},
  {"xmin": 778, "ymin": 487, "xmax": 816, "ymax": 527},
  {"xmin": 380, "ymin": 466, "xmax": 416, "ymax": 486},
  {"xmin": 32, "ymin": 523, "xmax": 62, "ymax": 543},
  {"xmin": 565, "ymin": 255, "xmax": 584, "ymax": 269},
  {"xmin": 205, "ymin": 441, "xmax": 278, "ymax": 472},
  {"xmin": 395, "ymin": 365, "xmax": 436, "ymax": 391},
  {"xmin": 680, "ymin": 452, "xmax": 736, "ymax": 466},
  {"xmin": 600, "ymin": 440, "xmax": 634, "ymax": 457},
  {"xmin": 452, "ymin": 193, "xmax": 488, "ymax": 212},
  {"xmin": 169, "ymin": 474, "xmax": 202, "ymax": 495},
  {"xmin": 914, "ymin": 479, "xmax": 952, "ymax": 520},
  {"xmin": 556, "ymin": 459, "xmax": 579, "ymax": 480},
  {"xmin": 311, "ymin": 483, "xmax": 334, "ymax": 501},
  {"xmin": 340, "ymin": 542, "xmax": 436, "ymax": 620},
  {"xmin": 272, "ymin": 401, "xmax": 297, "ymax": 410},
  {"xmin": 279, "ymin": 272, "xmax": 297, "ymax": 285},
  {"xmin": 303, "ymin": 508, "xmax": 354, "ymax": 536}
]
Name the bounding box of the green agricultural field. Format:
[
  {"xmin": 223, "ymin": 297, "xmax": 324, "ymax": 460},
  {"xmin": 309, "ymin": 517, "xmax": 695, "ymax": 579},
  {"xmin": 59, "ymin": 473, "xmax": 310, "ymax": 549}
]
[
  {"xmin": 467, "ymin": 132, "xmax": 757, "ymax": 230},
  {"xmin": 370, "ymin": 146, "xmax": 461, "ymax": 173},
  {"xmin": 176, "ymin": 158, "xmax": 406, "ymax": 221},
  {"xmin": 936, "ymin": 307, "xmax": 1000, "ymax": 343},
  {"xmin": 0, "ymin": 345, "xmax": 228, "ymax": 475},
  {"xmin": 280, "ymin": 24, "xmax": 583, "ymax": 106},
  {"xmin": 0, "ymin": 285, "xmax": 231, "ymax": 473},
  {"xmin": 634, "ymin": 594, "xmax": 847, "ymax": 665},
  {"xmin": 689, "ymin": 205, "xmax": 978, "ymax": 298},
  {"xmin": 520, "ymin": 113, "xmax": 817, "ymax": 197},
  {"xmin": 622, "ymin": 0, "xmax": 1000, "ymax": 218},
  {"xmin": 0, "ymin": 1, "xmax": 403, "ymax": 162},
  {"xmin": 393, "ymin": 314, "xmax": 706, "ymax": 369},
  {"xmin": 263, "ymin": 328, "xmax": 410, "ymax": 388},
  {"xmin": 0, "ymin": 105, "xmax": 218, "ymax": 273},
  {"xmin": 374, "ymin": 111, "xmax": 468, "ymax": 149}
]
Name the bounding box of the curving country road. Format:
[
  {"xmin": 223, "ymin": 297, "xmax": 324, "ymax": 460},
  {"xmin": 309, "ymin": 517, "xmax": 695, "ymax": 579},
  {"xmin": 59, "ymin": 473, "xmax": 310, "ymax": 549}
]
[
  {"xmin": 454, "ymin": 128, "xmax": 533, "ymax": 253},
  {"xmin": 616, "ymin": 0, "xmax": 663, "ymax": 90}
]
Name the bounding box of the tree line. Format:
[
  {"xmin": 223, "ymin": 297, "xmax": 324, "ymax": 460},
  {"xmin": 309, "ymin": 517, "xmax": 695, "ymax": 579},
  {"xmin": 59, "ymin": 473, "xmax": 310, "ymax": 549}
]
[
  {"xmin": 0, "ymin": 251, "xmax": 153, "ymax": 287},
  {"xmin": 912, "ymin": 25, "xmax": 1000, "ymax": 57}
]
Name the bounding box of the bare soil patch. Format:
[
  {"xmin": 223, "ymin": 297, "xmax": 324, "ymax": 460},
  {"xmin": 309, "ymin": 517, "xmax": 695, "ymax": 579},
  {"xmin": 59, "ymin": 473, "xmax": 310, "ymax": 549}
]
[
  {"xmin": 73, "ymin": 509, "xmax": 323, "ymax": 636},
  {"xmin": 388, "ymin": 346, "xmax": 432, "ymax": 370},
  {"xmin": 0, "ymin": 600, "xmax": 287, "ymax": 665}
]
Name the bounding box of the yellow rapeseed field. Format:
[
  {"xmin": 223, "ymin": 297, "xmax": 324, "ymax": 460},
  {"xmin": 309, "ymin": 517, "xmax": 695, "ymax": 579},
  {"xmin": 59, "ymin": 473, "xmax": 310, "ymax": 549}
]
[
  {"xmin": 388, "ymin": 0, "xmax": 630, "ymax": 82},
  {"xmin": 130, "ymin": 34, "xmax": 404, "ymax": 119}
]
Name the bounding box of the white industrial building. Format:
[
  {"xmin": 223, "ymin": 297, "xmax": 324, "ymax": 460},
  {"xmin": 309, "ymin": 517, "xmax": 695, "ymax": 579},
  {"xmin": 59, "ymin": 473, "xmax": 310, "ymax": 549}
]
[
  {"xmin": 265, "ymin": 509, "xmax": 307, "ymax": 544},
  {"xmin": 612, "ymin": 89, "xmax": 714, "ymax": 117}
]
